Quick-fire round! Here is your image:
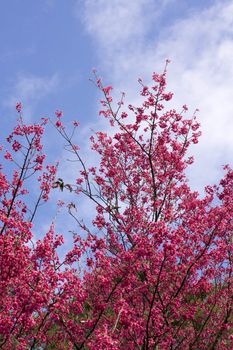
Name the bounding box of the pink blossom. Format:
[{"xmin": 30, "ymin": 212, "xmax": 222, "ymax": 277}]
[
  {"xmin": 73, "ymin": 120, "xmax": 80, "ymax": 127},
  {"xmin": 16, "ymin": 102, "xmax": 22, "ymax": 113},
  {"xmin": 4, "ymin": 150, "xmax": 13, "ymax": 161},
  {"xmin": 55, "ymin": 110, "xmax": 63, "ymax": 118},
  {"xmin": 12, "ymin": 140, "xmax": 22, "ymax": 152},
  {"xmin": 56, "ymin": 120, "xmax": 62, "ymax": 128},
  {"xmin": 102, "ymin": 86, "xmax": 113, "ymax": 95},
  {"xmin": 163, "ymin": 92, "xmax": 173, "ymax": 101},
  {"xmin": 0, "ymin": 67, "xmax": 231, "ymax": 350}
]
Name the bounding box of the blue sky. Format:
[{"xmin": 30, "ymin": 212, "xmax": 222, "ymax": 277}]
[
  {"xmin": 0, "ymin": 1, "xmax": 96, "ymax": 127},
  {"xmin": 1, "ymin": 0, "xmax": 233, "ymax": 247}
]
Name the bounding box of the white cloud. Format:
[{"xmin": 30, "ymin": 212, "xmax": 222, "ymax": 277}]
[
  {"xmin": 83, "ymin": 0, "xmax": 154, "ymax": 46},
  {"xmin": 81, "ymin": 0, "xmax": 172, "ymax": 80},
  {"xmin": 82, "ymin": 0, "xmax": 233, "ymax": 192},
  {"xmin": 4, "ymin": 73, "xmax": 59, "ymax": 121}
]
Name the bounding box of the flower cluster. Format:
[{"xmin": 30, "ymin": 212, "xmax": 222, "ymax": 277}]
[{"xmin": 0, "ymin": 69, "xmax": 232, "ymax": 350}]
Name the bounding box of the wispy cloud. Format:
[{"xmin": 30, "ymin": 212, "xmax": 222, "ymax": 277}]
[
  {"xmin": 83, "ymin": 0, "xmax": 155, "ymax": 47},
  {"xmin": 82, "ymin": 0, "xmax": 171, "ymax": 80},
  {"xmin": 82, "ymin": 0, "xmax": 233, "ymax": 191},
  {"xmin": 4, "ymin": 73, "xmax": 59, "ymax": 121}
]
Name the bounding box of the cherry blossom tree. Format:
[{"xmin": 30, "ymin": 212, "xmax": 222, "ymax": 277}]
[{"xmin": 0, "ymin": 63, "xmax": 232, "ymax": 349}]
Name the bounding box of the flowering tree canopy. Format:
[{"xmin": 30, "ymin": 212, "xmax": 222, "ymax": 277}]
[{"xmin": 0, "ymin": 64, "xmax": 232, "ymax": 349}]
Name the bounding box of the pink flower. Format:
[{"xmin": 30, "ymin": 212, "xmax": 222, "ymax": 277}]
[
  {"xmin": 4, "ymin": 150, "xmax": 13, "ymax": 161},
  {"xmin": 56, "ymin": 120, "xmax": 62, "ymax": 128},
  {"xmin": 73, "ymin": 121, "xmax": 80, "ymax": 127},
  {"xmin": 163, "ymin": 92, "xmax": 173, "ymax": 101},
  {"xmin": 16, "ymin": 102, "xmax": 22, "ymax": 113},
  {"xmin": 192, "ymin": 138, "xmax": 199, "ymax": 144},
  {"xmin": 55, "ymin": 110, "xmax": 63, "ymax": 118},
  {"xmin": 76, "ymin": 178, "xmax": 83, "ymax": 185},
  {"xmin": 12, "ymin": 140, "xmax": 22, "ymax": 152},
  {"xmin": 102, "ymin": 86, "xmax": 113, "ymax": 95},
  {"xmin": 121, "ymin": 112, "xmax": 128, "ymax": 119},
  {"xmin": 35, "ymin": 154, "xmax": 45, "ymax": 165}
]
